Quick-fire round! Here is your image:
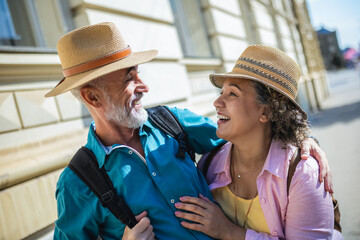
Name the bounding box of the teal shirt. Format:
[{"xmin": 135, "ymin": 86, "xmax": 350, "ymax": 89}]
[{"xmin": 54, "ymin": 107, "xmax": 224, "ymax": 239}]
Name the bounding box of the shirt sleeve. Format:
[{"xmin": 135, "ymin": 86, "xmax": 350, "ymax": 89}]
[
  {"xmin": 54, "ymin": 181, "xmax": 100, "ymax": 239},
  {"xmin": 246, "ymin": 158, "xmax": 334, "ymax": 240},
  {"xmin": 285, "ymin": 158, "xmax": 334, "ymax": 239},
  {"xmin": 168, "ymin": 107, "xmax": 226, "ymax": 154}
]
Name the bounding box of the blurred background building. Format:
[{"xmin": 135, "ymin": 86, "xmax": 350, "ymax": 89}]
[
  {"xmin": 317, "ymin": 27, "xmax": 346, "ymax": 70},
  {"xmin": 0, "ymin": 0, "xmax": 328, "ymax": 239}
]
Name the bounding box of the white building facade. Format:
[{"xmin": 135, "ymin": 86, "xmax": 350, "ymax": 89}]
[{"xmin": 0, "ymin": 0, "xmax": 326, "ymax": 238}]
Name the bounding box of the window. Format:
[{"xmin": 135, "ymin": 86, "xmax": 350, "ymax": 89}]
[
  {"xmin": 170, "ymin": 0, "xmax": 215, "ymax": 58},
  {"xmin": 272, "ymin": 0, "xmax": 285, "ymax": 12},
  {"xmin": 0, "ymin": 0, "xmax": 74, "ymax": 52},
  {"xmin": 251, "ymin": 1, "xmax": 278, "ymax": 47}
]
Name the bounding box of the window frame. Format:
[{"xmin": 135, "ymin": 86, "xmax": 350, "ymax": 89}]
[{"xmin": 0, "ymin": 0, "xmax": 74, "ymax": 53}]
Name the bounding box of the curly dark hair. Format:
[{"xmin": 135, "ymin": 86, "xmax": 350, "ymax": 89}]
[{"xmin": 252, "ymin": 81, "xmax": 310, "ymax": 147}]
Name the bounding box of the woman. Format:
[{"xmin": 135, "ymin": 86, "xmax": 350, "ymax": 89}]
[{"xmin": 174, "ymin": 45, "xmax": 342, "ymax": 239}]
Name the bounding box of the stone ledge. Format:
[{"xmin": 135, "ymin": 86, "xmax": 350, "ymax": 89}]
[
  {"xmin": 0, "ymin": 130, "xmax": 87, "ymax": 190},
  {"xmin": 0, "ymin": 169, "xmax": 62, "ymax": 240}
]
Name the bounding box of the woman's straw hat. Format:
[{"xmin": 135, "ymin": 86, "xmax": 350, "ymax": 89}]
[
  {"xmin": 209, "ymin": 45, "xmax": 307, "ymax": 117},
  {"xmin": 45, "ymin": 22, "xmax": 158, "ymax": 97}
]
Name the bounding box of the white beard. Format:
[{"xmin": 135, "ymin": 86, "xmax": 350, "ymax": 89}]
[{"xmin": 105, "ymin": 94, "xmax": 148, "ymax": 129}]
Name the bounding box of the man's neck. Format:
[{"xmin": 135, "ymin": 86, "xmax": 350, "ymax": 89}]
[
  {"xmin": 94, "ymin": 119, "xmax": 140, "ymax": 147},
  {"xmin": 94, "ymin": 120, "xmax": 146, "ymax": 158}
]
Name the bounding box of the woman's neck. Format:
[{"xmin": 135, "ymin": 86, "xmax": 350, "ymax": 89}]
[{"xmin": 231, "ymin": 130, "xmax": 272, "ymax": 170}]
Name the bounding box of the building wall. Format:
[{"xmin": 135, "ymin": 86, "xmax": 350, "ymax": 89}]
[
  {"xmin": 317, "ymin": 29, "xmax": 346, "ymax": 70},
  {"xmin": 291, "ymin": 0, "xmax": 328, "ymax": 111},
  {"xmin": 0, "ymin": 0, "xmax": 327, "ymax": 238}
]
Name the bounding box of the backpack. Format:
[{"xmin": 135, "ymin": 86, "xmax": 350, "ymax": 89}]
[
  {"xmin": 202, "ymin": 145, "xmax": 342, "ymax": 233},
  {"xmin": 68, "ymin": 106, "xmax": 194, "ymax": 228}
]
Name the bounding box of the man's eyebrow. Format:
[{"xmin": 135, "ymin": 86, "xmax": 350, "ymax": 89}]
[{"xmin": 126, "ymin": 66, "xmax": 138, "ymax": 75}]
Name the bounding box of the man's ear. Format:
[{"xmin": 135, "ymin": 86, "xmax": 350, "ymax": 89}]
[{"xmin": 80, "ymin": 86, "xmax": 102, "ymax": 108}]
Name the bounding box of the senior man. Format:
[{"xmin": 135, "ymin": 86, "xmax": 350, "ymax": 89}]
[{"xmin": 46, "ymin": 22, "xmax": 331, "ymax": 239}]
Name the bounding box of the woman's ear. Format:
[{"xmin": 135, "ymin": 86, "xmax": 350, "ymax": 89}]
[
  {"xmin": 259, "ymin": 106, "xmax": 270, "ymax": 123},
  {"xmin": 80, "ymin": 86, "xmax": 102, "ymax": 108}
]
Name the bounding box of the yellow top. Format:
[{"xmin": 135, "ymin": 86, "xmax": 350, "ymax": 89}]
[{"xmin": 212, "ymin": 186, "xmax": 270, "ymax": 234}]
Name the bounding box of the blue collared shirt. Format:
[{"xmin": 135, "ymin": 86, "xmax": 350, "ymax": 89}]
[{"xmin": 54, "ymin": 107, "xmax": 224, "ymax": 239}]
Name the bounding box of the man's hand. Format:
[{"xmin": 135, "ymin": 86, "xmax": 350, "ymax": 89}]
[
  {"xmin": 300, "ymin": 137, "xmax": 333, "ymax": 193},
  {"xmin": 122, "ymin": 211, "xmax": 155, "ymax": 240}
]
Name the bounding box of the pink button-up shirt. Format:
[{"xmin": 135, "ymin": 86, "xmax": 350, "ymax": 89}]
[{"xmin": 199, "ymin": 140, "xmax": 343, "ymax": 240}]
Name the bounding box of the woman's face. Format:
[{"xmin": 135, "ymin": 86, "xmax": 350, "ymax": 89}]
[{"xmin": 214, "ymin": 78, "xmax": 268, "ymax": 143}]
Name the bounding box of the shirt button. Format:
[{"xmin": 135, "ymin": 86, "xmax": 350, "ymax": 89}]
[
  {"xmin": 272, "ymin": 231, "xmax": 278, "ymax": 236},
  {"xmin": 260, "ymin": 199, "xmax": 266, "ymax": 204},
  {"xmin": 129, "ymin": 150, "xmax": 133, "ymax": 154},
  {"xmin": 170, "ymin": 199, "xmax": 175, "ymax": 204},
  {"xmin": 152, "ymin": 172, "xmax": 157, "ymax": 176}
]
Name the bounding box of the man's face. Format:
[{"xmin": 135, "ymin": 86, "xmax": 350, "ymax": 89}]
[{"xmin": 102, "ymin": 66, "xmax": 149, "ymax": 129}]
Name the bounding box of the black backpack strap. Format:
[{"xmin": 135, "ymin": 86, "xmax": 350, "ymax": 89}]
[
  {"xmin": 146, "ymin": 106, "xmax": 195, "ymax": 161},
  {"xmin": 68, "ymin": 147, "xmax": 137, "ymax": 228},
  {"xmin": 202, "ymin": 143, "xmax": 226, "ymax": 178},
  {"xmin": 287, "ymin": 147, "xmax": 301, "ymax": 196}
]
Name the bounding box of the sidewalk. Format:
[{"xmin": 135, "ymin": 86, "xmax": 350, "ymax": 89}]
[{"xmin": 309, "ymin": 68, "xmax": 360, "ymax": 240}]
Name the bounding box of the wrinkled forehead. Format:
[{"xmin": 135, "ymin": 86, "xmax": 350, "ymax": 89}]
[{"xmin": 101, "ymin": 65, "xmax": 138, "ymax": 80}]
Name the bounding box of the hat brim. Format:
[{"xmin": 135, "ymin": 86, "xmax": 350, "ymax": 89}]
[
  {"xmin": 45, "ymin": 50, "xmax": 158, "ymax": 97},
  {"xmin": 209, "ymin": 72, "xmax": 308, "ymax": 118}
]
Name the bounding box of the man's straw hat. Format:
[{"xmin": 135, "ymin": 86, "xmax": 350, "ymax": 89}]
[
  {"xmin": 45, "ymin": 22, "xmax": 158, "ymax": 97},
  {"xmin": 209, "ymin": 45, "xmax": 307, "ymax": 117}
]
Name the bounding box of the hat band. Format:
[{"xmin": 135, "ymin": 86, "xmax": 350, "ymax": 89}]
[
  {"xmin": 62, "ymin": 46, "xmax": 132, "ymax": 77},
  {"xmin": 239, "ymin": 57, "xmax": 297, "ymax": 86},
  {"xmin": 235, "ymin": 63, "xmax": 296, "ymax": 97}
]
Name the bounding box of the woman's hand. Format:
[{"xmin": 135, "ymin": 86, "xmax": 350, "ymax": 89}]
[
  {"xmin": 122, "ymin": 211, "xmax": 155, "ymax": 240},
  {"xmin": 300, "ymin": 137, "xmax": 333, "ymax": 193},
  {"xmin": 175, "ymin": 194, "xmax": 245, "ymax": 240}
]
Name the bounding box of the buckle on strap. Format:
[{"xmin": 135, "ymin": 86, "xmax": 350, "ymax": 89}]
[{"xmin": 101, "ymin": 191, "xmax": 114, "ymax": 204}]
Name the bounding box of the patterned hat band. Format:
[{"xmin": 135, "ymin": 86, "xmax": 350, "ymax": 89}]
[
  {"xmin": 234, "ymin": 57, "xmax": 298, "ymax": 99},
  {"xmin": 209, "ymin": 45, "xmax": 306, "ymax": 118}
]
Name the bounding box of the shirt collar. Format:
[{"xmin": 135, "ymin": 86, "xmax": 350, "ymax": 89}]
[
  {"xmin": 212, "ymin": 142, "xmax": 232, "ymax": 177},
  {"xmin": 85, "ymin": 121, "xmax": 153, "ymax": 168},
  {"xmin": 261, "ymin": 140, "xmax": 297, "ymax": 179},
  {"xmin": 85, "ymin": 122, "xmax": 108, "ymax": 168},
  {"xmin": 142, "ymin": 119, "xmax": 156, "ymax": 130},
  {"xmin": 212, "ymin": 140, "xmax": 296, "ymax": 180}
]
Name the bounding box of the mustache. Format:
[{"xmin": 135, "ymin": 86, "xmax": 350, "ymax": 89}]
[{"xmin": 129, "ymin": 93, "xmax": 143, "ymax": 107}]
